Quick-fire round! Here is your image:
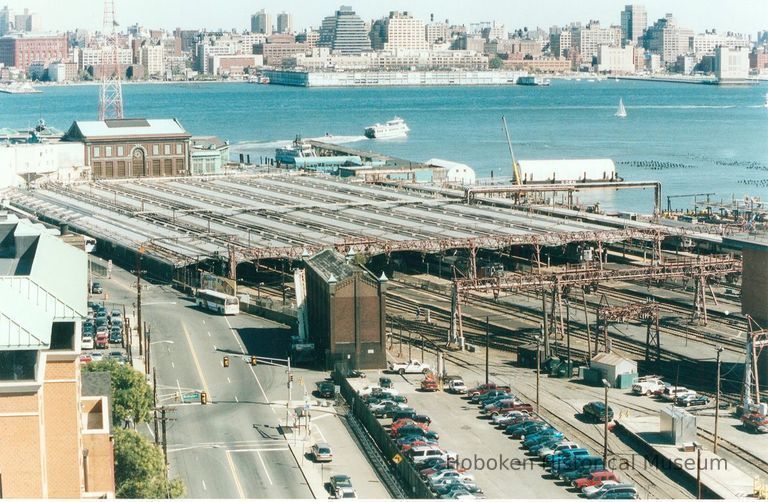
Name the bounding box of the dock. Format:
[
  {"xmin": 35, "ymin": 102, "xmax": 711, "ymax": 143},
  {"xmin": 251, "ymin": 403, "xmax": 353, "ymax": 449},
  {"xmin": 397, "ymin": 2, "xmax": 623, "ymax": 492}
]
[{"xmin": 305, "ymin": 140, "xmax": 421, "ymax": 169}]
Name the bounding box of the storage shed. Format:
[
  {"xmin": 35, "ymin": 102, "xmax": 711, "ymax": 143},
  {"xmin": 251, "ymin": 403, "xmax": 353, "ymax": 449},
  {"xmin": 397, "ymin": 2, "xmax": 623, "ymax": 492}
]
[
  {"xmin": 660, "ymin": 407, "xmax": 697, "ymax": 445},
  {"xmin": 589, "ymin": 352, "xmax": 638, "ymax": 388}
]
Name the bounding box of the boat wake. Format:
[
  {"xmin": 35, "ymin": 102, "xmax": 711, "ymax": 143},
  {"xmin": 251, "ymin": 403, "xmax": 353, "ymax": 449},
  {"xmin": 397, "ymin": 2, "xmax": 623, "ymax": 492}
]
[{"xmin": 234, "ymin": 134, "xmax": 367, "ymax": 150}]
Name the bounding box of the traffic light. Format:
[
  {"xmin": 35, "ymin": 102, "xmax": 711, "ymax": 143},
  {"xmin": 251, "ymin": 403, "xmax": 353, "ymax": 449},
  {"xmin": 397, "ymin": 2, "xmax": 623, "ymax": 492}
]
[
  {"xmin": 289, "ymin": 374, "xmax": 294, "ymax": 383},
  {"xmin": 223, "ymin": 356, "xmax": 229, "ymax": 367},
  {"xmin": 200, "ymin": 391, "xmax": 208, "ymax": 405},
  {"xmin": 250, "ymin": 355, "xmax": 257, "ymax": 366}
]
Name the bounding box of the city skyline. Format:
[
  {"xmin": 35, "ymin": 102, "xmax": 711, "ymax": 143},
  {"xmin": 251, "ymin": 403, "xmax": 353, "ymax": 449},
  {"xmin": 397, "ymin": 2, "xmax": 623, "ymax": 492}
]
[{"xmin": 2, "ymin": 0, "xmax": 767, "ymax": 36}]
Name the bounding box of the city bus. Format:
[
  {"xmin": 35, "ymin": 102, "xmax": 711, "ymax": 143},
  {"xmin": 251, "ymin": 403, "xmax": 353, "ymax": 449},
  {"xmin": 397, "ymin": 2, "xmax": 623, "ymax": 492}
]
[{"xmin": 195, "ymin": 289, "xmax": 240, "ymax": 315}]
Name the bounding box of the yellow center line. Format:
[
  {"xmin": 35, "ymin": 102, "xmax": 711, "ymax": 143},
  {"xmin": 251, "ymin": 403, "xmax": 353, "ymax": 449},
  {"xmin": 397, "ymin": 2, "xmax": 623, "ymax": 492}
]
[
  {"xmin": 225, "ymin": 450, "xmax": 247, "ymax": 499},
  {"xmin": 181, "ymin": 321, "xmax": 210, "ymax": 399}
]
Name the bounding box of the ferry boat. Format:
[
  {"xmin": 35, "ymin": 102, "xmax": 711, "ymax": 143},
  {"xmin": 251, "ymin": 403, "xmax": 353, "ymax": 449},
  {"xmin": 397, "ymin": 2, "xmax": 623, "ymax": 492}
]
[
  {"xmin": 615, "ymin": 98, "xmax": 627, "ymax": 118},
  {"xmin": 275, "ymin": 136, "xmax": 317, "ymax": 165},
  {"xmin": 517, "ymin": 76, "xmax": 551, "ymax": 86},
  {"xmin": 364, "ymin": 117, "xmax": 410, "ymax": 139}
]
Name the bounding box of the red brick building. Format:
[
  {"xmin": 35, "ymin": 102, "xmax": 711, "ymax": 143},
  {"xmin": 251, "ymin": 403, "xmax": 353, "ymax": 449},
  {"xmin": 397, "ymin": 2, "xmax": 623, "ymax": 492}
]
[{"xmin": 0, "ymin": 33, "xmax": 68, "ymax": 72}]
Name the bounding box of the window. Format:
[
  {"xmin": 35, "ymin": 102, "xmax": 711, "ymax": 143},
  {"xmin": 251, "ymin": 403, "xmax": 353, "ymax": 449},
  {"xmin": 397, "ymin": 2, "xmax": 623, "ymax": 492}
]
[
  {"xmin": 105, "ymin": 161, "xmax": 114, "ymax": 177},
  {"xmin": 93, "ymin": 146, "xmax": 100, "ymax": 158},
  {"xmin": 105, "ymin": 146, "xmax": 113, "ymax": 157},
  {"xmin": 50, "ymin": 322, "xmax": 75, "ymax": 350},
  {"xmin": 0, "ymin": 350, "xmax": 37, "ymax": 380},
  {"xmin": 176, "ymin": 143, "xmax": 183, "ymax": 155},
  {"xmin": 117, "ymin": 146, "xmax": 124, "ymax": 156},
  {"xmin": 152, "ymin": 144, "xmax": 159, "ymax": 155},
  {"xmin": 164, "ymin": 144, "xmax": 171, "ymax": 155},
  {"xmin": 93, "ymin": 162, "xmax": 102, "ymax": 178},
  {"xmin": 164, "ymin": 159, "xmax": 173, "ymax": 175},
  {"xmin": 152, "ymin": 159, "xmax": 161, "ymax": 175},
  {"xmin": 117, "ymin": 161, "xmax": 126, "ymax": 177}
]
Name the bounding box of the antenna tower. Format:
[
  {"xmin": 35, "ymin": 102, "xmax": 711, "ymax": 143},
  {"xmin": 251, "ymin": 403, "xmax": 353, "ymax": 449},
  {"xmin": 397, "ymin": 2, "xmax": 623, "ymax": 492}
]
[{"xmin": 99, "ymin": 0, "xmax": 124, "ymax": 120}]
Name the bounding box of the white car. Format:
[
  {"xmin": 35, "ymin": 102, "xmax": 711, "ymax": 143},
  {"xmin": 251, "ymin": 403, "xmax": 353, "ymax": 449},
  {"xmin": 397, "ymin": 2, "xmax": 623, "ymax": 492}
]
[
  {"xmin": 90, "ymin": 352, "xmax": 104, "ymax": 362},
  {"xmin": 388, "ymin": 359, "xmax": 432, "ymax": 375},
  {"xmin": 429, "ymin": 470, "xmax": 475, "ymax": 487},
  {"xmin": 358, "ymin": 385, "xmax": 400, "ymax": 397},
  {"xmin": 583, "ymin": 480, "xmax": 620, "ymax": 497},
  {"xmin": 492, "ymin": 410, "xmax": 528, "ymax": 425},
  {"xmin": 369, "ymin": 400, "xmax": 407, "ymax": 411},
  {"xmin": 539, "ymin": 441, "xmax": 580, "ymax": 460},
  {"xmin": 631, "ymin": 376, "xmax": 666, "ymax": 396},
  {"xmin": 82, "ymin": 336, "xmax": 94, "ymax": 350}
]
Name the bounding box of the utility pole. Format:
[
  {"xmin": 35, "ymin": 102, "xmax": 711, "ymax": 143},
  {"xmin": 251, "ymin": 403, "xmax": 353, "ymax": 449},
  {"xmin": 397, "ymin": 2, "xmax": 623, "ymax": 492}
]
[
  {"xmin": 161, "ymin": 407, "xmax": 168, "ymax": 469},
  {"xmin": 603, "ymin": 379, "xmax": 611, "ymax": 465},
  {"xmin": 144, "ymin": 322, "xmax": 150, "ymax": 375},
  {"xmin": 286, "ymin": 356, "xmax": 292, "ymax": 427},
  {"xmin": 153, "ymin": 369, "xmax": 159, "ymax": 445},
  {"xmin": 536, "ymin": 331, "xmax": 542, "ymax": 415},
  {"xmin": 714, "ymin": 346, "xmax": 723, "ymax": 454},
  {"xmin": 566, "ymin": 300, "xmax": 571, "ymax": 377}
]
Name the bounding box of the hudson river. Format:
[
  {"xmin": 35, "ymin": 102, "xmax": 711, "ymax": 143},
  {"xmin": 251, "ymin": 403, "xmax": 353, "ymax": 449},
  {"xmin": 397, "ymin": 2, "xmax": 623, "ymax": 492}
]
[{"xmin": 2, "ymin": 79, "xmax": 766, "ymax": 212}]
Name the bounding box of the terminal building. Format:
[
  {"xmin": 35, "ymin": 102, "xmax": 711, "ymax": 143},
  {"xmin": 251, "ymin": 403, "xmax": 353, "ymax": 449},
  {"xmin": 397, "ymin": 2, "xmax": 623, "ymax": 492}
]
[
  {"xmin": 304, "ymin": 249, "xmax": 387, "ymax": 371},
  {"xmin": 64, "ymin": 118, "xmax": 192, "ymax": 179},
  {"xmin": 0, "ymin": 213, "xmax": 114, "ymax": 498}
]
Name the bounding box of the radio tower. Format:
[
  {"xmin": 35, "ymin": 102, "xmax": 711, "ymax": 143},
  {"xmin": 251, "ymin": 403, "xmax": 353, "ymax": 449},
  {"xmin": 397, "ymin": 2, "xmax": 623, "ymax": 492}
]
[{"xmin": 99, "ymin": 0, "xmax": 124, "ymax": 120}]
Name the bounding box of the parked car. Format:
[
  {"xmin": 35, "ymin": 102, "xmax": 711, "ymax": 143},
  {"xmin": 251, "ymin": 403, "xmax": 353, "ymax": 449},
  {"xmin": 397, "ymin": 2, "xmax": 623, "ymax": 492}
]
[
  {"xmin": 311, "ymin": 442, "xmax": 333, "ymax": 462},
  {"xmin": 539, "ymin": 441, "xmax": 580, "ymax": 460},
  {"xmin": 660, "ymin": 386, "xmax": 691, "ymax": 402},
  {"xmin": 82, "ymin": 336, "xmax": 95, "ymax": 350},
  {"xmin": 583, "ymin": 401, "xmax": 614, "ymax": 423},
  {"xmin": 676, "ymin": 394, "xmax": 709, "ymax": 407},
  {"xmin": 631, "ymin": 376, "xmax": 666, "ymax": 396},
  {"xmin": 420, "ymin": 377, "xmax": 439, "ymax": 392},
  {"xmin": 316, "ymin": 381, "xmax": 336, "ymax": 399},
  {"xmin": 95, "ymin": 333, "xmax": 108, "ymax": 349},
  {"xmin": 559, "ymin": 456, "xmax": 606, "ymax": 482},
  {"xmin": 342, "ymin": 369, "xmax": 366, "ymax": 378},
  {"xmin": 592, "ymin": 484, "xmax": 638, "ymax": 499},
  {"xmin": 379, "ymin": 376, "xmax": 393, "ymax": 388},
  {"xmin": 530, "ymin": 438, "xmax": 566, "ymax": 457},
  {"xmin": 90, "ymin": 352, "xmax": 104, "ymax": 362},
  {"xmin": 446, "ymin": 377, "xmax": 468, "ymax": 394},
  {"xmin": 109, "ymin": 309, "xmax": 122, "ymax": 322},
  {"xmin": 504, "ymin": 419, "xmax": 543, "ymax": 436},
  {"xmin": 109, "ymin": 328, "xmax": 123, "ymax": 344},
  {"xmin": 330, "ymin": 475, "xmax": 356, "ymax": 499},
  {"xmin": 390, "ymin": 408, "xmax": 418, "ymax": 421},
  {"xmin": 573, "ymin": 470, "xmax": 620, "ymax": 490},
  {"xmin": 388, "ymin": 359, "xmax": 432, "ymax": 375},
  {"xmin": 91, "ymin": 282, "xmax": 103, "ymax": 294},
  {"xmin": 547, "ymin": 448, "xmax": 590, "ymax": 469},
  {"xmin": 406, "ymin": 446, "xmax": 451, "ymax": 465},
  {"xmin": 471, "ymin": 390, "xmax": 512, "ymax": 404},
  {"xmin": 79, "ymin": 354, "xmax": 93, "ymax": 364},
  {"xmin": 413, "ymin": 414, "xmax": 432, "ymax": 425},
  {"xmin": 583, "ymin": 480, "xmax": 620, "ymax": 497},
  {"xmin": 434, "ymin": 479, "xmax": 482, "ymax": 496},
  {"xmin": 523, "ymin": 430, "xmax": 563, "ymax": 449},
  {"xmin": 107, "ymin": 351, "xmax": 125, "ymax": 364},
  {"xmin": 467, "ymin": 383, "xmax": 511, "ymax": 398},
  {"xmin": 428, "ymin": 470, "xmax": 474, "ymax": 488}
]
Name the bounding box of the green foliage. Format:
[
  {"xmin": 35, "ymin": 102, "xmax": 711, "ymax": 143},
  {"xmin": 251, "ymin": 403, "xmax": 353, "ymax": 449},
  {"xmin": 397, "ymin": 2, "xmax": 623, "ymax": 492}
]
[
  {"xmin": 114, "ymin": 429, "xmax": 185, "ymax": 499},
  {"xmin": 490, "ymin": 56, "xmax": 504, "ymax": 69},
  {"xmin": 83, "ymin": 359, "xmax": 153, "ymax": 425}
]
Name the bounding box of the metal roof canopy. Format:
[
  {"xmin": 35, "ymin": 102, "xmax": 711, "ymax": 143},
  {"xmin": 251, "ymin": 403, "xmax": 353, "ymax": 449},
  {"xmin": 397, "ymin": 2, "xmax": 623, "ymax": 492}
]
[{"xmin": 7, "ymin": 173, "xmax": 700, "ymax": 266}]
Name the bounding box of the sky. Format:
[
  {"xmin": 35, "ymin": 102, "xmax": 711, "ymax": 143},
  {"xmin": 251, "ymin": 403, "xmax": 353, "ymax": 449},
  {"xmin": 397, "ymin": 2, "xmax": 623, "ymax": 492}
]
[{"xmin": 5, "ymin": 0, "xmax": 767, "ymax": 35}]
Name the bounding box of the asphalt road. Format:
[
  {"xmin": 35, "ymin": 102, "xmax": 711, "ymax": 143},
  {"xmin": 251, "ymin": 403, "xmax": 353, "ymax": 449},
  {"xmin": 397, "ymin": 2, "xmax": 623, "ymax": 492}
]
[{"xmin": 95, "ymin": 260, "xmax": 313, "ymax": 499}]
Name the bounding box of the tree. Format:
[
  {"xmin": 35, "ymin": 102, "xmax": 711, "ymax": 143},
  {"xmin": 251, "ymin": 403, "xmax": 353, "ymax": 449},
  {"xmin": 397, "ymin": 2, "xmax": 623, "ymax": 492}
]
[
  {"xmin": 114, "ymin": 429, "xmax": 185, "ymax": 499},
  {"xmin": 84, "ymin": 359, "xmax": 153, "ymax": 426},
  {"xmin": 490, "ymin": 56, "xmax": 504, "ymax": 69}
]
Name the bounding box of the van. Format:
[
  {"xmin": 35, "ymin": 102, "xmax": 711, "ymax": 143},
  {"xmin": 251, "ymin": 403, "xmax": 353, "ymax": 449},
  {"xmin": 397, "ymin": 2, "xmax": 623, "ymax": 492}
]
[
  {"xmin": 406, "ymin": 446, "xmax": 446, "ymax": 465},
  {"xmin": 661, "ymin": 386, "xmax": 690, "ymax": 402}
]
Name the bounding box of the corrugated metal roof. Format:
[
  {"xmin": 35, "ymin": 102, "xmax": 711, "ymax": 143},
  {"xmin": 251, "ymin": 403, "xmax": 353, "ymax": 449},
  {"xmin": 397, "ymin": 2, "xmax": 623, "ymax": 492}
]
[
  {"xmin": 591, "ymin": 351, "xmax": 636, "ymax": 368},
  {"xmin": 305, "ymin": 249, "xmax": 358, "ymax": 283},
  {"xmin": 69, "ymin": 118, "xmax": 189, "ymax": 139}
]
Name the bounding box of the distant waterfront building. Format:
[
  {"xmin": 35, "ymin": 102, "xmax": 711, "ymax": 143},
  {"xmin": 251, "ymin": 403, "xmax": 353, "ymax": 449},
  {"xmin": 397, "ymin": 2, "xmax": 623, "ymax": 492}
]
[
  {"xmin": 141, "ymin": 43, "xmax": 165, "ymax": 76},
  {"xmin": 715, "ymin": 46, "xmax": 749, "ymax": 82},
  {"xmin": 296, "ymin": 29, "xmax": 320, "ymax": 48},
  {"xmin": 749, "ymin": 49, "xmax": 768, "ymax": 73},
  {"xmin": 208, "ymin": 54, "xmax": 262, "ymax": 75},
  {"xmin": 276, "ymin": 12, "xmax": 293, "ymax": 34},
  {"xmin": 597, "ymin": 44, "xmax": 635, "ymax": 73},
  {"xmin": 288, "ymin": 47, "xmax": 487, "ymax": 71},
  {"xmin": 0, "ymin": 33, "xmax": 67, "ymax": 73},
  {"xmin": 550, "ymin": 28, "xmax": 572, "ymax": 58},
  {"xmin": 194, "ymin": 40, "xmax": 236, "ymax": 73},
  {"xmin": 0, "ymin": 5, "xmax": 12, "ymax": 36},
  {"xmin": 318, "ymin": 5, "xmax": 371, "ymax": 55},
  {"xmin": 251, "ymin": 9, "xmax": 272, "ymax": 35},
  {"xmin": 481, "ymin": 21, "xmax": 506, "ymax": 41},
  {"xmin": 13, "ymin": 7, "xmax": 40, "ymax": 32},
  {"xmin": 64, "ymin": 118, "xmax": 192, "ymax": 179},
  {"xmin": 0, "ymin": 214, "xmax": 115, "ymax": 498},
  {"xmin": 692, "ymin": 30, "xmax": 751, "ymax": 59},
  {"xmin": 620, "ymin": 4, "xmax": 647, "ymax": 46},
  {"xmin": 675, "ymin": 53, "xmax": 696, "ymax": 74},
  {"xmin": 425, "ymin": 20, "xmax": 450, "ymax": 45},
  {"xmin": 643, "ymin": 14, "xmax": 693, "ymax": 64},
  {"xmin": 255, "ymin": 40, "xmax": 309, "ymax": 66},
  {"xmin": 573, "ymin": 21, "xmax": 621, "ymax": 64},
  {"xmin": 372, "ymin": 11, "xmax": 428, "ymax": 51}
]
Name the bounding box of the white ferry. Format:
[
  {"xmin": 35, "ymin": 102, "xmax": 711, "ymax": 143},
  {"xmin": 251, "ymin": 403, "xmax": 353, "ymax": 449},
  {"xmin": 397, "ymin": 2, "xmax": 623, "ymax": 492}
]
[
  {"xmin": 364, "ymin": 117, "xmax": 410, "ymax": 139},
  {"xmin": 275, "ymin": 136, "xmax": 317, "ymax": 165}
]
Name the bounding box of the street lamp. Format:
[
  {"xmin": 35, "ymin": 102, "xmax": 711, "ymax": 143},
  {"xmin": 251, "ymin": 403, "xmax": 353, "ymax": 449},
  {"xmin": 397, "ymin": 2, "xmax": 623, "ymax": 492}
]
[
  {"xmin": 602, "ymin": 378, "xmax": 611, "ymax": 465},
  {"xmin": 713, "ymin": 346, "xmax": 723, "ymax": 454}
]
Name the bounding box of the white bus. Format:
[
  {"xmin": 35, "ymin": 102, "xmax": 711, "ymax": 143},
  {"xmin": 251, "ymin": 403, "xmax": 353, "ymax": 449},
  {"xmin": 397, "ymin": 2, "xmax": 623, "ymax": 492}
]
[{"xmin": 195, "ymin": 289, "xmax": 239, "ymax": 315}]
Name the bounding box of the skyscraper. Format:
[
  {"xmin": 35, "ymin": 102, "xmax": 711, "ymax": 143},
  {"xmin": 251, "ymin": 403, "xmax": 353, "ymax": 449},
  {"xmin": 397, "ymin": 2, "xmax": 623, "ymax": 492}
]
[
  {"xmin": 620, "ymin": 4, "xmax": 647, "ymax": 46},
  {"xmin": 250, "ymin": 9, "xmax": 272, "ymax": 35},
  {"xmin": 276, "ymin": 12, "xmax": 293, "ymax": 34},
  {"xmin": 0, "ymin": 6, "xmax": 13, "ymax": 36},
  {"xmin": 318, "ymin": 6, "xmax": 371, "ymax": 55}
]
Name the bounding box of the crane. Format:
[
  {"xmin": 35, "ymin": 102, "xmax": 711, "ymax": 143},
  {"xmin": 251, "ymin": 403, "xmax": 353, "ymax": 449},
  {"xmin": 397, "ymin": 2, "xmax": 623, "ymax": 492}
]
[
  {"xmin": 742, "ymin": 316, "xmax": 768, "ymax": 423},
  {"xmin": 501, "ymin": 116, "xmax": 522, "ymax": 186}
]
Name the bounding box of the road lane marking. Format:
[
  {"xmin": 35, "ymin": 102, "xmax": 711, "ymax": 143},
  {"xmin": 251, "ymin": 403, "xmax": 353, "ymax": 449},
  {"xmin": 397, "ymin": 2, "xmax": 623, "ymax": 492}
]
[
  {"xmin": 225, "ymin": 450, "xmax": 246, "ymax": 499},
  {"xmin": 235, "ymin": 395, "xmax": 239, "ymax": 403},
  {"xmin": 223, "ymin": 316, "xmax": 274, "ymax": 413},
  {"xmin": 143, "ymin": 301, "xmax": 178, "ymax": 305},
  {"xmin": 207, "ymin": 331, "xmax": 211, "ymax": 337},
  {"xmin": 227, "ymin": 377, "xmax": 231, "ymax": 384},
  {"xmin": 311, "ymin": 422, "xmax": 327, "ymax": 443},
  {"xmin": 202, "ymin": 480, "xmax": 207, "ymax": 491},
  {"xmin": 224, "ymin": 317, "xmax": 247, "ymax": 355},
  {"xmin": 171, "ymin": 361, "xmax": 175, "ymax": 369},
  {"xmin": 176, "ymin": 379, "xmax": 182, "ymax": 397},
  {"xmin": 256, "ymin": 450, "xmax": 274, "ymax": 486},
  {"xmin": 181, "ymin": 321, "xmax": 211, "ymax": 399},
  {"xmin": 146, "ymin": 423, "xmax": 155, "ymax": 441}
]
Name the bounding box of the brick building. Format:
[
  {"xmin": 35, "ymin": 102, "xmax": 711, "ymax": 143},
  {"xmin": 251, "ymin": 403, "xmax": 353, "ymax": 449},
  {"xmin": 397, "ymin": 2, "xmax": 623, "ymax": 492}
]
[
  {"xmin": 305, "ymin": 250, "xmax": 387, "ymax": 371},
  {"xmin": 0, "ymin": 33, "xmax": 68, "ymax": 73},
  {"xmin": 0, "ymin": 214, "xmax": 114, "ymax": 498},
  {"xmin": 64, "ymin": 118, "xmax": 192, "ymax": 179}
]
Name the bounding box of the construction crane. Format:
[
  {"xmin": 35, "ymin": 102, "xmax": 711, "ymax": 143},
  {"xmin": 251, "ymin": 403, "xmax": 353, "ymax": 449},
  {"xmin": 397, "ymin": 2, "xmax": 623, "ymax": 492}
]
[
  {"xmin": 99, "ymin": 0, "xmax": 124, "ymax": 120},
  {"xmin": 501, "ymin": 116, "xmax": 522, "ymax": 186}
]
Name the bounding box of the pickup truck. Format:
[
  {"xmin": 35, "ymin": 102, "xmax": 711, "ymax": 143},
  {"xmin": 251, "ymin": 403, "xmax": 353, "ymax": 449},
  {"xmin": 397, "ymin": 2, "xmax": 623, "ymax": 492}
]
[
  {"xmin": 388, "ymin": 360, "xmax": 432, "ymax": 375},
  {"xmin": 445, "ymin": 376, "xmax": 467, "ymax": 394},
  {"xmin": 631, "ymin": 376, "xmax": 666, "ymax": 396},
  {"xmin": 467, "ymin": 383, "xmax": 512, "ymax": 398},
  {"xmin": 420, "ymin": 377, "xmax": 439, "ymax": 392}
]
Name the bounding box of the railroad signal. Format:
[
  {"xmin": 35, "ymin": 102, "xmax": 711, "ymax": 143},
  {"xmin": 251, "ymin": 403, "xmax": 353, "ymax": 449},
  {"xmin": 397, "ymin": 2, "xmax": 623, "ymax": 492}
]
[
  {"xmin": 250, "ymin": 355, "xmax": 257, "ymax": 366},
  {"xmin": 223, "ymin": 356, "xmax": 229, "ymax": 367},
  {"xmin": 200, "ymin": 391, "xmax": 207, "ymax": 405}
]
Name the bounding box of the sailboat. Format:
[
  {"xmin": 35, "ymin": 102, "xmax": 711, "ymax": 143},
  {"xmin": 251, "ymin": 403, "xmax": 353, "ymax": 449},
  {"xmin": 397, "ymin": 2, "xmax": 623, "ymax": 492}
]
[{"xmin": 615, "ymin": 98, "xmax": 627, "ymax": 118}]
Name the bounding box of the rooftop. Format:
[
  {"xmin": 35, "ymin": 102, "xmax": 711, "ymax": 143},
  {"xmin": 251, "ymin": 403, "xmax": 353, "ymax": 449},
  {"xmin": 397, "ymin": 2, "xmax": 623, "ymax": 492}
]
[
  {"xmin": 64, "ymin": 118, "xmax": 190, "ymax": 140},
  {"xmin": 305, "ymin": 249, "xmax": 360, "ymax": 283}
]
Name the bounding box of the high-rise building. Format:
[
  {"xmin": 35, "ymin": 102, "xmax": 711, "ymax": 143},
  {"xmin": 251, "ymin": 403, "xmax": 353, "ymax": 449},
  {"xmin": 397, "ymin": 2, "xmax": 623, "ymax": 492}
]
[
  {"xmin": 643, "ymin": 14, "xmax": 693, "ymax": 63},
  {"xmin": 276, "ymin": 12, "xmax": 293, "ymax": 34},
  {"xmin": 0, "ymin": 6, "xmax": 13, "ymax": 36},
  {"xmin": 372, "ymin": 11, "xmax": 427, "ymax": 51},
  {"xmin": 620, "ymin": 4, "xmax": 647, "ymax": 46},
  {"xmin": 318, "ymin": 6, "xmax": 371, "ymax": 55},
  {"xmin": 13, "ymin": 8, "xmax": 39, "ymax": 32},
  {"xmin": 0, "ymin": 33, "xmax": 68, "ymax": 73},
  {"xmin": 715, "ymin": 45, "xmax": 749, "ymax": 81},
  {"xmin": 572, "ymin": 21, "xmax": 621, "ymax": 64},
  {"xmin": 550, "ymin": 28, "xmax": 572, "ymax": 57},
  {"xmin": 251, "ymin": 9, "xmax": 272, "ymax": 35},
  {"xmin": 142, "ymin": 43, "xmax": 165, "ymax": 75},
  {"xmin": 425, "ymin": 20, "xmax": 450, "ymax": 45}
]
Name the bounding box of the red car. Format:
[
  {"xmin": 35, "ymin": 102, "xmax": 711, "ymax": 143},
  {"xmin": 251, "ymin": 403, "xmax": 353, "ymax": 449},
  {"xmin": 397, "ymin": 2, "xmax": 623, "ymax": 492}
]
[
  {"xmin": 494, "ymin": 402, "xmax": 534, "ymax": 415},
  {"xmin": 391, "ymin": 419, "xmax": 428, "ymax": 436},
  {"xmin": 573, "ymin": 470, "xmax": 619, "ymax": 489},
  {"xmin": 468, "ymin": 383, "xmax": 512, "ymax": 398},
  {"xmin": 421, "ymin": 377, "xmax": 439, "ymax": 392},
  {"xmin": 79, "ymin": 354, "xmax": 93, "ymax": 364}
]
